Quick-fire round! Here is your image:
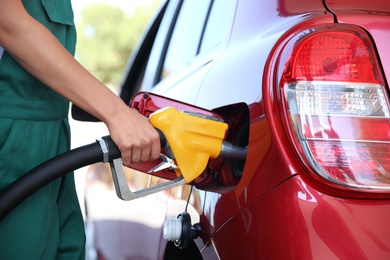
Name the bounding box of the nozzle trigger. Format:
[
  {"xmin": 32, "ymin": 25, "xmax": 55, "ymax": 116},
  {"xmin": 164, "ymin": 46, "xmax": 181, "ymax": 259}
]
[{"xmin": 147, "ymin": 154, "xmax": 179, "ymax": 173}]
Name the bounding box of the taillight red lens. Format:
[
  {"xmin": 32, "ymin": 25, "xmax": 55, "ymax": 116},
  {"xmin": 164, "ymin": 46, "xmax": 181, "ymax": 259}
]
[
  {"xmin": 290, "ymin": 31, "xmax": 380, "ymax": 83},
  {"xmin": 279, "ymin": 24, "xmax": 390, "ymax": 190}
]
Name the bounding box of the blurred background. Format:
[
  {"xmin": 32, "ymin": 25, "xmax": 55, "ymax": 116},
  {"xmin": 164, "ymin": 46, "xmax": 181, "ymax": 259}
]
[
  {"xmin": 68, "ymin": 1, "xmax": 164, "ymax": 259},
  {"xmin": 71, "ymin": 0, "xmax": 160, "ymax": 91}
]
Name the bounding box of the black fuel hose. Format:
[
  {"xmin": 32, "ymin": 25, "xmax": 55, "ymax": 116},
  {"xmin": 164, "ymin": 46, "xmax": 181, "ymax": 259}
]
[
  {"xmin": 0, "ymin": 136, "xmax": 119, "ymax": 221},
  {"xmin": 0, "ymin": 130, "xmax": 245, "ymax": 221}
]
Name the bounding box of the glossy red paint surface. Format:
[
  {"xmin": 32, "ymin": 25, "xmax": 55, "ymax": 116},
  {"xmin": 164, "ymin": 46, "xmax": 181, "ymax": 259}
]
[
  {"xmin": 324, "ymin": 0, "xmax": 390, "ymax": 14},
  {"xmin": 195, "ymin": 0, "xmax": 390, "ymax": 258},
  {"xmin": 210, "ymin": 176, "xmax": 390, "ymax": 258}
]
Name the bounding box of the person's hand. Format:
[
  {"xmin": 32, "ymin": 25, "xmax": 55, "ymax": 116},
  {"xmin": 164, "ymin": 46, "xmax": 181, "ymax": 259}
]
[{"xmin": 105, "ymin": 106, "xmax": 161, "ymax": 167}]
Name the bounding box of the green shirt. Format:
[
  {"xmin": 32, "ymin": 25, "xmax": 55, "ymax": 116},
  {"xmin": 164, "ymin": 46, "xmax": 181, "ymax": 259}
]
[{"xmin": 0, "ymin": 0, "xmax": 85, "ymax": 258}]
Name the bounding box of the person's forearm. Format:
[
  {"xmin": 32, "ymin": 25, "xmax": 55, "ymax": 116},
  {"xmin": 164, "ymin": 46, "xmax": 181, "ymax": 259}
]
[{"xmin": 0, "ymin": 0, "xmax": 126, "ymax": 125}]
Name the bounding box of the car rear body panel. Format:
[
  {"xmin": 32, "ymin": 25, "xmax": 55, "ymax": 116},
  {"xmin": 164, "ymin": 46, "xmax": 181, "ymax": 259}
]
[
  {"xmin": 210, "ymin": 176, "xmax": 390, "ymax": 259},
  {"xmin": 81, "ymin": 0, "xmax": 390, "ymax": 258},
  {"xmin": 195, "ymin": 0, "xmax": 390, "ymax": 258}
]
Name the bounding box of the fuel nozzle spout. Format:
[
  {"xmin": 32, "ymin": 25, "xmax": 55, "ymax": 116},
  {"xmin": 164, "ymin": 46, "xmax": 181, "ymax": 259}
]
[{"xmin": 220, "ymin": 141, "xmax": 247, "ymax": 160}]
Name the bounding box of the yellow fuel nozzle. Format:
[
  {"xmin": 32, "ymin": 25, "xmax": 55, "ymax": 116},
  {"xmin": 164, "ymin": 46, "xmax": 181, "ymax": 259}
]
[
  {"xmin": 107, "ymin": 106, "xmax": 246, "ymax": 201},
  {"xmin": 149, "ymin": 107, "xmax": 228, "ymax": 183}
]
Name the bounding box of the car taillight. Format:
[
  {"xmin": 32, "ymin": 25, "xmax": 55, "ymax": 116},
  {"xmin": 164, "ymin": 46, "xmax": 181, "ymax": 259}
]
[{"xmin": 279, "ymin": 24, "xmax": 390, "ymax": 190}]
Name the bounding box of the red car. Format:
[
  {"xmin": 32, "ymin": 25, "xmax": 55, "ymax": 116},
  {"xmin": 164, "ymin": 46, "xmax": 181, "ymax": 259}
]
[{"xmin": 77, "ymin": 0, "xmax": 390, "ymax": 259}]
